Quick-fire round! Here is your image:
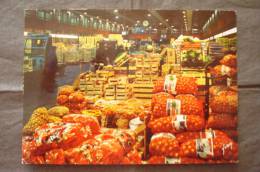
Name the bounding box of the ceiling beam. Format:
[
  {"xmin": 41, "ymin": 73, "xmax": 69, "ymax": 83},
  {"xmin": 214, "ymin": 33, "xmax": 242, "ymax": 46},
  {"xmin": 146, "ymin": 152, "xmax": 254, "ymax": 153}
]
[{"xmin": 148, "ymin": 10, "xmax": 170, "ymax": 28}]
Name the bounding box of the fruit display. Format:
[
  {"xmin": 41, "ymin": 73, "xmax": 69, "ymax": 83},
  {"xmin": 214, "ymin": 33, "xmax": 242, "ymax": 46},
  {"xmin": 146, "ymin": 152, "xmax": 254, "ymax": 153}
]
[
  {"xmin": 181, "ymin": 50, "xmax": 206, "ymax": 68},
  {"xmin": 57, "ymin": 85, "xmax": 88, "ymax": 113},
  {"xmin": 149, "ymin": 133, "xmax": 180, "ymax": 157},
  {"xmin": 148, "ymin": 115, "xmax": 205, "ymax": 134},
  {"xmin": 23, "ymin": 107, "xmax": 62, "ymax": 135},
  {"xmin": 153, "ymin": 76, "xmax": 198, "ymax": 95},
  {"xmin": 23, "ymin": 49, "xmax": 238, "ymax": 165},
  {"xmin": 207, "ymin": 113, "xmax": 237, "ymax": 129},
  {"xmin": 180, "ymin": 137, "xmax": 238, "ymax": 160},
  {"xmin": 210, "ymin": 90, "xmax": 238, "ymax": 114},
  {"xmin": 220, "ymin": 54, "xmax": 237, "ymax": 68},
  {"xmin": 210, "ymin": 65, "xmax": 237, "ymax": 78},
  {"xmin": 151, "ymin": 94, "xmax": 204, "ymax": 120}
]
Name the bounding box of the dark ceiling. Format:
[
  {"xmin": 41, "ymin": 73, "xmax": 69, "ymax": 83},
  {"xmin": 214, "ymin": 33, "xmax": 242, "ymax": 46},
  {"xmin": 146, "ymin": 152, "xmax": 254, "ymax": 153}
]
[
  {"xmin": 25, "ymin": 9, "xmax": 236, "ymax": 38},
  {"xmin": 74, "ymin": 10, "xmax": 214, "ymax": 33}
]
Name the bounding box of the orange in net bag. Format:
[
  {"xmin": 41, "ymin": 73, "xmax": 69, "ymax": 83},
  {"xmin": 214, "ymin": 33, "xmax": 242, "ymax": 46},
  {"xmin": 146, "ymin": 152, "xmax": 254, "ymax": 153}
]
[
  {"xmin": 149, "ymin": 133, "xmax": 180, "ymax": 157},
  {"xmin": 180, "ymin": 137, "xmax": 238, "ymax": 160},
  {"xmin": 153, "ymin": 76, "xmax": 198, "ymax": 95}
]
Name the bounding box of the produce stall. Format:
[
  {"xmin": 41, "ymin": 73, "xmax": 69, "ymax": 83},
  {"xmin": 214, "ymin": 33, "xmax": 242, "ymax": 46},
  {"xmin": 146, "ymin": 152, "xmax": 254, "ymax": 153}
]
[{"xmin": 23, "ymin": 9, "xmax": 238, "ymax": 165}]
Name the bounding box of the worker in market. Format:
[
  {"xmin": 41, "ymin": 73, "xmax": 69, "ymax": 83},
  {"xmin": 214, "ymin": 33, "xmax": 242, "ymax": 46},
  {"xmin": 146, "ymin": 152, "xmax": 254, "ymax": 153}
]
[{"xmin": 41, "ymin": 45, "xmax": 58, "ymax": 93}]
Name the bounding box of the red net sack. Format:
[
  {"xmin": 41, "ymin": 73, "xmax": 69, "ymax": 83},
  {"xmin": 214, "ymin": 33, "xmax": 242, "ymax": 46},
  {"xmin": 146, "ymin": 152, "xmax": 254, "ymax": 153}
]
[
  {"xmin": 153, "ymin": 76, "xmax": 198, "ymax": 95},
  {"xmin": 148, "ymin": 156, "xmax": 165, "ymax": 164},
  {"xmin": 207, "ymin": 114, "xmax": 237, "ymax": 129},
  {"xmin": 152, "ymin": 94, "xmax": 204, "ymax": 120},
  {"xmin": 180, "ymin": 137, "xmax": 238, "ymax": 160},
  {"xmin": 175, "ymin": 95, "xmax": 204, "ymax": 116},
  {"xmin": 220, "ymin": 54, "xmax": 237, "ymax": 68},
  {"xmin": 45, "ymin": 149, "xmax": 65, "ymax": 164},
  {"xmin": 97, "ymin": 128, "xmax": 136, "ymax": 153},
  {"xmin": 22, "ymin": 136, "xmax": 45, "ymax": 164},
  {"xmin": 210, "ymin": 65, "xmax": 237, "ymax": 78},
  {"xmin": 91, "ymin": 139, "xmax": 125, "ymax": 164},
  {"xmin": 62, "ymin": 114, "xmax": 100, "ymax": 134},
  {"xmin": 120, "ymin": 150, "xmax": 142, "ymax": 164},
  {"xmin": 33, "ymin": 123, "xmax": 91, "ymax": 154},
  {"xmin": 151, "ymin": 92, "xmax": 174, "ymax": 119},
  {"xmin": 65, "ymin": 139, "xmax": 100, "ymax": 165},
  {"xmin": 149, "ymin": 133, "xmax": 180, "ymax": 157},
  {"xmin": 210, "ymin": 91, "xmax": 238, "ymax": 114},
  {"xmin": 176, "ymin": 130, "xmax": 230, "ymax": 144},
  {"xmin": 148, "ymin": 115, "xmax": 205, "ymax": 134}
]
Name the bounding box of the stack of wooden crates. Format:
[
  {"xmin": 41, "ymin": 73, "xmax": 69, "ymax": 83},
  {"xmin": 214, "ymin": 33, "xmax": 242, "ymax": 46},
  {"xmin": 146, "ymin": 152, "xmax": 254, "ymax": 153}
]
[{"xmin": 104, "ymin": 77, "xmax": 131, "ymax": 100}]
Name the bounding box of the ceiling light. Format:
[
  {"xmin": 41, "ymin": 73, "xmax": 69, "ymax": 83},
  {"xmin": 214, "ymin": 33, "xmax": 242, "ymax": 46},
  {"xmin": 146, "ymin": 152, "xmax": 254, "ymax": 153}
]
[
  {"xmin": 135, "ymin": 23, "xmax": 138, "ymax": 26},
  {"xmin": 137, "ymin": 20, "xmax": 140, "ymax": 23},
  {"xmin": 165, "ymin": 19, "xmax": 169, "ymax": 22},
  {"xmin": 114, "ymin": 9, "xmax": 118, "ymax": 13},
  {"xmin": 171, "ymin": 25, "xmax": 174, "ymax": 28},
  {"xmin": 182, "ymin": 11, "xmax": 186, "ymax": 14},
  {"xmin": 84, "ymin": 12, "xmax": 87, "ymax": 15},
  {"xmin": 147, "ymin": 13, "xmax": 151, "ymax": 17},
  {"xmin": 115, "ymin": 16, "xmax": 119, "ymax": 19},
  {"xmin": 159, "ymin": 23, "xmax": 162, "ymax": 25},
  {"xmin": 96, "ymin": 16, "xmax": 99, "ymax": 19}
]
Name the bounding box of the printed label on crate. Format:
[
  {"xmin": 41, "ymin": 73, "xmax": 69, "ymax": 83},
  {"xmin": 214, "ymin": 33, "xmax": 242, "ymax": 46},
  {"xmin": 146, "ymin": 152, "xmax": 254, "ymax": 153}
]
[
  {"xmin": 172, "ymin": 115, "xmax": 187, "ymax": 131},
  {"xmin": 164, "ymin": 75, "xmax": 177, "ymax": 94},
  {"xmin": 221, "ymin": 65, "xmax": 231, "ymax": 76},
  {"xmin": 196, "ymin": 138, "xmax": 214, "ymax": 159},
  {"xmin": 151, "ymin": 133, "xmax": 175, "ymax": 140},
  {"xmin": 166, "ymin": 99, "xmax": 181, "ymax": 116},
  {"xmin": 165, "ymin": 157, "xmax": 181, "ymax": 164}
]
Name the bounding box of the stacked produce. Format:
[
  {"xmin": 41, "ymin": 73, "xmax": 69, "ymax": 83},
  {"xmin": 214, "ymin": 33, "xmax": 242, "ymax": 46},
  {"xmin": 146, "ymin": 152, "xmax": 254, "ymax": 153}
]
[
  {"xmin": 22, "ymin": 111, "xmax": 141, "ymax": 164},
  {"xmin": 57, "ymin": 85, "xmax": 88, "ymax": 113},
  {"xmin": 98, "ymin": 98, "xmax": 150, "ymax": 128},
  {"xmin": 153, "ymin": 76, "xmax": 198, "ymax": 95},
  {"xmin": 208, "ymin": 88, "xmax": 238, "ymax": 139},
  {"xmin": 210, "ymin": 54, "xmax": 237, "ymax": 78},
  {"xmin": 151, "ymin": 93, "xmax": 204, "ymax": 120},
  {"xmin": 147, "ymin": 73, "xmax": 238, "ymax": 164}
]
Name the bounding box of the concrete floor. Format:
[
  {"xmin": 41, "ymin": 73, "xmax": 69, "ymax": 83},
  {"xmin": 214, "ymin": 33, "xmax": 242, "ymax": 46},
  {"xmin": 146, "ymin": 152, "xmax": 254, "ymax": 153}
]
[{"xmin": 23, "ymin": 64, "xmax": 89, "ymax": 123}]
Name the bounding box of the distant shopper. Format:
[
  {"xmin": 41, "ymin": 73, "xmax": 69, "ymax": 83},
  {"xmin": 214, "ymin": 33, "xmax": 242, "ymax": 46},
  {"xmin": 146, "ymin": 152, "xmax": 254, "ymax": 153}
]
[{"xmin": 41, "ymin": 46, "xmax": 58, "ymax": 92}]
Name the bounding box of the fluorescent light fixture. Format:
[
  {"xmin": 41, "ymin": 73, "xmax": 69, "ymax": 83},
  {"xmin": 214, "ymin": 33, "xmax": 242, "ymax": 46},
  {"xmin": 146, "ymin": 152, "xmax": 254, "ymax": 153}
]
[
  {"xmin": 24, "ymin": 32, "xmax": 28, "ymax": 36},
  {"xmin": 115, "ymin": 16, "xmax": 119, "ymax": 19},
  {"xmin": 50, "ymin": 34, "xmax": 78, "ymax": 39},
  {"xmin": 114, "ymin": 9, "xmax": 118, "ymax": 13},
  {"xmin": 214, "ymin": 27, "xmax": 237, "ymax": 38},
  {"xmin": 165, "ymin": 19, "xmax": 169, "ymax": 22},
  {"xmin": 182, "ymin": 11, "xmax": 186, "ymax": 14},
  {"xmin": 147, "ymin": 13, "xmax": 151, "ymax": 17},
  {"xmin": 205, "ymin": 27, "xmax": 237, "ymax": 40}
]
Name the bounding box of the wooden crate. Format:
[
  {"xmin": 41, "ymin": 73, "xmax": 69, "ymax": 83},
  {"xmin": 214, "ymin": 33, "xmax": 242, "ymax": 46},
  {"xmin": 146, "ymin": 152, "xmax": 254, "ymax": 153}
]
[
  {"xmin": 133, "ymin": 82, "xmax": 154, "ymax": 100},
  {"xmin": 104, "ymin": 84, "xmax": 116, "ymax": 100}
]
